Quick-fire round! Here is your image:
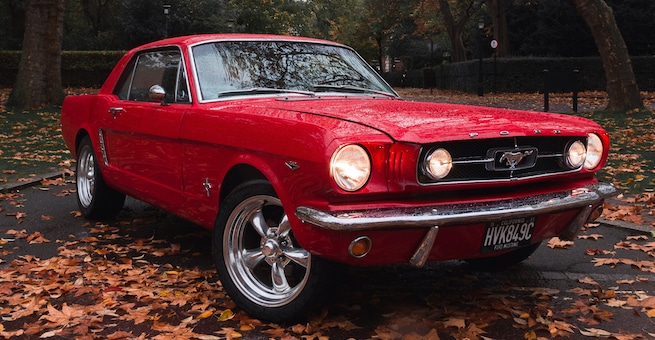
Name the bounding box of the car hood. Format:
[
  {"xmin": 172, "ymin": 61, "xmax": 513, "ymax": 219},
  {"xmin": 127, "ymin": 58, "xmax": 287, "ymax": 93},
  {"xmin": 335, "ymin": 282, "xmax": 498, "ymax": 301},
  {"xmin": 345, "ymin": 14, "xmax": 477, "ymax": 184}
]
[{"xmin": 266, "ymin": 97, "xmax": 600, "ymax": 144}]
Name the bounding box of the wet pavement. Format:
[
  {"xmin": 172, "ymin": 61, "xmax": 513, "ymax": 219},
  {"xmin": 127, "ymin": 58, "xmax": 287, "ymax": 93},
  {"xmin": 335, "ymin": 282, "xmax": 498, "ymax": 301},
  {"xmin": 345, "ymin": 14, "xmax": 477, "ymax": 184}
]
[{"xmin": 1, "ymin": 178, "xmax": 654, "ymax": 338}]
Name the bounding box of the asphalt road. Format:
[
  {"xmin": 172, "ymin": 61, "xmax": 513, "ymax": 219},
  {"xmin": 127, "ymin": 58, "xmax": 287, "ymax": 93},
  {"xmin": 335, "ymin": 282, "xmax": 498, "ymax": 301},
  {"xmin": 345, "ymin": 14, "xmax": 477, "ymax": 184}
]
[{"xmin": 1, "ymin": 179, "xmax": 655, "ymax": 339}]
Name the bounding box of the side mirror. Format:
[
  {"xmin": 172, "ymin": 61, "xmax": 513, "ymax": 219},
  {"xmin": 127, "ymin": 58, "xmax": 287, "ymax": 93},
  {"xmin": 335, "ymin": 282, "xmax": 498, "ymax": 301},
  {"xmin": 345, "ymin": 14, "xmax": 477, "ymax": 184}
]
[{"xmin": 148, "ymin": 85, "xmax": 166, "ymax": 103}]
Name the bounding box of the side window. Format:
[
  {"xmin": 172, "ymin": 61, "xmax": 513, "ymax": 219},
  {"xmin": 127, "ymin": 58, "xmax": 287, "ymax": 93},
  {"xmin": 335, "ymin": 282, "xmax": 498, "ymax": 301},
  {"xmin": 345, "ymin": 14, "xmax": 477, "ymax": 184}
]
[{"xmin": 113, "ymin": 48, "xmax": 191, "ymax": 103}]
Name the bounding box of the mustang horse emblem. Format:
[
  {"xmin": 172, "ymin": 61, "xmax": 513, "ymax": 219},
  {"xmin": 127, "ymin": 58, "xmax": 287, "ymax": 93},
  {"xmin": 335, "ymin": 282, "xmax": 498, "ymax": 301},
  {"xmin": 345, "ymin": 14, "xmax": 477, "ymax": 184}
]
[{"xmin": 499, "ymin": 150, "xmax": 534, "ymax": 170}]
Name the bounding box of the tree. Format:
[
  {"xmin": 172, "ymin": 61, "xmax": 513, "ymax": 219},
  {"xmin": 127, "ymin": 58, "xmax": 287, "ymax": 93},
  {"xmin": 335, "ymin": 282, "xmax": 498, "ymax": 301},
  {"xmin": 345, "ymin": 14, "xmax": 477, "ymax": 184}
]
[
  {"xmin": 506, "ymin": 1, "xmax": 596, "ymax": 57},
  {"xmin": 606, "ymin": 0, "xmax": 655, "ymax": 56},
  {"xmin": 228, "ymin": 0, "xmax": 312, "ymax": 36},
  {"xmin": 437, "ymin": 0, "xmax": 483, "ymax": 62},
  {"xmin": 489, "ymin": 0, "xmax": 509, "ymax": 57},
  {"xmin": 0, "ymin": 0, "xmax": 25, "ymax": 50},
  {"xmin": 308, "ymin": 0, "xmax": 378, "ymax": 63},
  {"xmin": 567, "ymin": 0, "xmax": 642, "ymax": 110},
  {"xmin": 7, "ymin": 0, "xmax": 66, "ymax": 109},
  {"xmin": 118, "ymin": 1, "xmax": 168, "ymax": 47},
  {"xmin": 364, "ymin": 0, "xmax": 402, "ymax": 71},
  {"xmin": 364, "ymin": 0, "xmax": 433, "ymax": 71}
]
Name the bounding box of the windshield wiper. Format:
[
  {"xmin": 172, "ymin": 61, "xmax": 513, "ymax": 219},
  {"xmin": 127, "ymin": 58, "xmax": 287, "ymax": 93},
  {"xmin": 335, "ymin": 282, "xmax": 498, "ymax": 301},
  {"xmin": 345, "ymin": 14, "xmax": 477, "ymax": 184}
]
[
  {"xmin": 311, "ymin": 84, "xmax": 397, "ymax": 98},
  {"xmin": 217, "ymin": 87, "xmax": 315, "ymax": 97}
]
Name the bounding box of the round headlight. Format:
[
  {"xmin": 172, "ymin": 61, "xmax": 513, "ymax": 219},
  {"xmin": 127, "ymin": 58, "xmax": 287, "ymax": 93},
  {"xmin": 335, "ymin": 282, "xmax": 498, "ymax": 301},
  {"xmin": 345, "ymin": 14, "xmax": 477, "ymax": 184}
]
[
  {"xmin": 330, "ymin": 144, "xmax": 371, "ymax": 191},
  {"xmin": 585, "ymin": 133, "xmax": 603, "ymax": 170},
  {"xmin": 566, "ymin": 140, "xmax": 586, "ymax": 169},
  {"xmin": 424, "ymin": 148, "xmax": 452, "ymax": 180}
]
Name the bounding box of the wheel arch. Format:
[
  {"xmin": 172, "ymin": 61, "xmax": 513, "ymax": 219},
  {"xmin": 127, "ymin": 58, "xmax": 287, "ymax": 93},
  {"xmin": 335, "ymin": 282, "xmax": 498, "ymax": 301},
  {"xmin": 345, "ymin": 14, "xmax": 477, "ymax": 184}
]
[
  {"xmin": 74, "ymin": 129, "xmax": 92, "ymax": 154},
  {"xmin": 216, "ymin": 160, "xmax": 304, "ymax": 229},
  {"xmin": 219, "ymin": 164, "xmax": 268, "ymax": 203}
]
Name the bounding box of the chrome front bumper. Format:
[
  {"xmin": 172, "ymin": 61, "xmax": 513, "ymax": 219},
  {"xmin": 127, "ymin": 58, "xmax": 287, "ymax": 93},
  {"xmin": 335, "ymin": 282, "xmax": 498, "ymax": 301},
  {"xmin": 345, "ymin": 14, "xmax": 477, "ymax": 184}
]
[
  {"xmin": 295, "ymin": 182, "xmax": 617, "ymax": 233},
  {"xmin": 296, "ymin": 182, "xmax": 616, "ymax": 267}
]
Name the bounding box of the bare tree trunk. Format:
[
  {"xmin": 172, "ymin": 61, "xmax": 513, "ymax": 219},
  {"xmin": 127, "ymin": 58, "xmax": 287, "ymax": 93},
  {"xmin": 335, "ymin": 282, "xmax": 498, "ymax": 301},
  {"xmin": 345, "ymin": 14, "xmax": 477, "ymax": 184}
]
[
  {"xmin": 489, "ymin": 0, "xmax": 510, "ymax": 57},
  {"xmin": 378, "ymin": 37, "xmax": 384, "ymax": 73},
  {"xmin": 568, "ymin": 0, "xmax": 642, "ymax": 111},
  {"xmin": 438, "ymin": 0, "xmax": 481, "ymax": 62},
  {"xmin": 7, "ymin": 0, "xmax": 66, "ymax": 109}
]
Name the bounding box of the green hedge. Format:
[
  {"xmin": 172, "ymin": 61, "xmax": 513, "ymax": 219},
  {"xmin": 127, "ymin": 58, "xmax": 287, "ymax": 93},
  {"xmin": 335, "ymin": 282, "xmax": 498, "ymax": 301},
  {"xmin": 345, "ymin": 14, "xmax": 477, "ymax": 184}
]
[
  {"xmin": 385, "ymin": 56, "xmax": 655, "ymax": 93},
  {"xmin": 0, "ymin": 50, "xmax": 124, "ymax": 87},
  {"xmin": 2, "ymin": 51, "xmax": 655, "ymax": 92}
]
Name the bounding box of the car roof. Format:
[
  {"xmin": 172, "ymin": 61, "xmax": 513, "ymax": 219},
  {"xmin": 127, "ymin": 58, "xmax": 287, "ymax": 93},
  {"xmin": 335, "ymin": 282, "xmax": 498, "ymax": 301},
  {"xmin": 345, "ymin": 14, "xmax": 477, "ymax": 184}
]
[{"xmin": 134, "ymin": 33, "xmax": 346, "ymax": 50}]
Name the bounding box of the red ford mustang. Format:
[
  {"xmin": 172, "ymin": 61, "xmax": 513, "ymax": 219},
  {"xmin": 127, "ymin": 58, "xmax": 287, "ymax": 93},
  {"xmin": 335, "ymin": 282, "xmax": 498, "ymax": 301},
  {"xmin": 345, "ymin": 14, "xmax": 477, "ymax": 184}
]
[{"xmin": 61, "ymin": 34, "xmax": 616, "ymax": 322}]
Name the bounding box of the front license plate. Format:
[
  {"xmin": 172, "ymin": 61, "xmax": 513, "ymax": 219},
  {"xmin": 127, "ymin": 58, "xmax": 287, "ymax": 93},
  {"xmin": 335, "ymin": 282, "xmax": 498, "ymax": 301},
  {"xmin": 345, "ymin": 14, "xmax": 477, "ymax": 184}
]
[{"xmin": 481, "ymin": 216, "xmax": 536, "ymax": 253}]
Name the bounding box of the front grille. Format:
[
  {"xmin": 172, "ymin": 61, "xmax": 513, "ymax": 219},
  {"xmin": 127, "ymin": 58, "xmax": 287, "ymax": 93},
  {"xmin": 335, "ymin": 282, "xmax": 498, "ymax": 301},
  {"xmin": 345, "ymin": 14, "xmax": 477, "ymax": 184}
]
[{"xmin": 418, "ymin": 136, "xmax": 585, "ymax": 184}]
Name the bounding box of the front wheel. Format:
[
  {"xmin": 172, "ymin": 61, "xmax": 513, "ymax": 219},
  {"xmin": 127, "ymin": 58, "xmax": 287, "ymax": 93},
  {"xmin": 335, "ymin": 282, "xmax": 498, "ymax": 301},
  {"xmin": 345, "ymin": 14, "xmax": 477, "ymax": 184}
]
[
  {"xmin": 213, "ymin": 180, "xmax": 331, "ymax": 323},
  {"xmin": 76, "ymin": 136, "xmax": 126, "ymax": 219}
]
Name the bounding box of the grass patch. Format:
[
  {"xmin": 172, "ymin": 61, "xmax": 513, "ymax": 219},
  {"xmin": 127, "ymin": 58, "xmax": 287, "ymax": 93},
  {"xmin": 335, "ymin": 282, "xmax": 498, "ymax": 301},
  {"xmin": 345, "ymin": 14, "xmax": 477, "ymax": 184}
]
[
  {"xmin": 576, "ymin": 108, "xmax": 655, "ymax": 194},
  {"xmin": 0, "ymin": 106, "xmax": 72, "ymax": 184}
]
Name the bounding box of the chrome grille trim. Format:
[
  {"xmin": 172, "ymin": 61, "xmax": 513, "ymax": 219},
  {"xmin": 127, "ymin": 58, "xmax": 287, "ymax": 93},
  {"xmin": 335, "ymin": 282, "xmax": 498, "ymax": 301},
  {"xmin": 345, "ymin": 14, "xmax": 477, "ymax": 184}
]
[{"xmin": 417, "ymin": 136, "xmax": 585, "ymax": 185}]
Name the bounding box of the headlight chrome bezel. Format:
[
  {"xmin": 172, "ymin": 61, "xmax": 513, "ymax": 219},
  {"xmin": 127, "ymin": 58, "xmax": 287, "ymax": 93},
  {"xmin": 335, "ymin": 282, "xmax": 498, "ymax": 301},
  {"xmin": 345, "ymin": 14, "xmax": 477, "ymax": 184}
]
[
  {"xmin": 584, "ymin": 133, "xmax": 603, "ymax": 170},
  {"xmin": 423, "ymin": 148, "xmax": 453, "ymax": 180},
  {"xmin": 330, "ymin": 144, "xmax": 371, "ymax": 192},
  {"xmin": 565, "ymin": 140, "xmax": 587, "ymax": 169}
]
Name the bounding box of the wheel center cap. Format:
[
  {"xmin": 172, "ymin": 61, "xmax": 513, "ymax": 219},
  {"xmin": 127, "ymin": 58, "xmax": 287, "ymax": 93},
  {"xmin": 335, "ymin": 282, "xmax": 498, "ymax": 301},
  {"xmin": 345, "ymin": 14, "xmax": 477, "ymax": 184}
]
[{"xmin": 262, "ymin": 239, "xmax": 279, "ymax": 257}]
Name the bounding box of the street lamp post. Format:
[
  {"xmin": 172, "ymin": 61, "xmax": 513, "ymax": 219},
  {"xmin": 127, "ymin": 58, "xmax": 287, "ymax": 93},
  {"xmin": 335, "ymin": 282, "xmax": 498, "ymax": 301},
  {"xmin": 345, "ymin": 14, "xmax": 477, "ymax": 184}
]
[
  {"xmin": 477, "ymin": 18, "xmax": 484, "ymax": 97},
  {"xmin": 163, "ymin": 4, "xmax": 171, "ymax": 38}
]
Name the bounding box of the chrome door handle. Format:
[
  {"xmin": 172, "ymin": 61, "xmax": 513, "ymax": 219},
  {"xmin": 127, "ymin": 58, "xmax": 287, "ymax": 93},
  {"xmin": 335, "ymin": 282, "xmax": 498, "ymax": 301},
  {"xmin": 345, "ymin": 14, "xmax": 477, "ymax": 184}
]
[{"xmin": 108, "ymin": 107, "xmax": 123, "ymax": 119}]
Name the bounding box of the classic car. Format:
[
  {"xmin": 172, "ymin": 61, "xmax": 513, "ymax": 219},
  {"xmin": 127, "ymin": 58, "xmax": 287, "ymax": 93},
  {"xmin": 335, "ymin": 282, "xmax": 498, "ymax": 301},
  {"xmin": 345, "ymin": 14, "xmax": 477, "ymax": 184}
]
[{"xmin": 60, "ymin": 34, "xmax": 616, "ymax": 322}]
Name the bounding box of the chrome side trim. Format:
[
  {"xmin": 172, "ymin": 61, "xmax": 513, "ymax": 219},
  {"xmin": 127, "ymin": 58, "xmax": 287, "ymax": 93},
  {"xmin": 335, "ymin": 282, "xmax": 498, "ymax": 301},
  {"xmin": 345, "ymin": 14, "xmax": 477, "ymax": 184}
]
[
  {"xmin": 295, "ymin": 182, "xmax": 617, "ymax": 232},
  {"xmin": 97, "ymin": 129, "xmax": 109, "ymax": 166}
]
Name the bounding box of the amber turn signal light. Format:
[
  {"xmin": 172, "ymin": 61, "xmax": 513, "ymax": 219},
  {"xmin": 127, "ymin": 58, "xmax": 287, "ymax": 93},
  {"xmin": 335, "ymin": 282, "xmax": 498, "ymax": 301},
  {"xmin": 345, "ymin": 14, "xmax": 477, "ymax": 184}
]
[{"xmin": 348, "ymin": 236, "xmax": 372, "ymax": 258}]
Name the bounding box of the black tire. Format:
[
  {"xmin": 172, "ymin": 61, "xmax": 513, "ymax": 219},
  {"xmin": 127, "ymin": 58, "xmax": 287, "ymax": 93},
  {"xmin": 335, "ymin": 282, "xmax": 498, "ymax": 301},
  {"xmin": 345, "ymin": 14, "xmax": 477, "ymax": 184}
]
[
  {"xmin": 213, "ymin": 180, "xmax": 332, "ymax": 323},
  {"xmin": 75, "ymin": 136, "xmax": 126, "ymax": 219},
  {"xmin": 465, "ymin": 242, "xmax": 542, "ymax": 271}
]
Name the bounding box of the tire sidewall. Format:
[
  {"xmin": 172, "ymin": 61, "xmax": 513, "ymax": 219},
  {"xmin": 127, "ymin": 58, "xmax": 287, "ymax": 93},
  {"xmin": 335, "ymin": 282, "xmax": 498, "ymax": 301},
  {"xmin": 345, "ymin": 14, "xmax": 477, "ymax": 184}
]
[
  {"xmin": 76, "ymin": 138, "xmax": 100, "ymax": 217},
  {"xmin": 75, "ymin": 136, "xmax": 125, "ymax": 219},
  {"xmin": 212, "ymin": 180, "xmax": 328, "ymax": 323}
]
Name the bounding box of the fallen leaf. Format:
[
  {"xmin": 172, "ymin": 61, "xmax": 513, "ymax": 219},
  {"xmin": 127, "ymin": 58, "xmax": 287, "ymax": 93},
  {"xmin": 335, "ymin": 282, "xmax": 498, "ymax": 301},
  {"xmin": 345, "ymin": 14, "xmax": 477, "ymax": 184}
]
[
  {"xmin": 443, "ymin": 317, "xmax": 466, "ymax": 329},
  {"xmin": 197, "ymin": 310, "xmax": 213, "ymax": 319},
  {"xmin": 578, "ymin": 277, "xmax": 599, "ymax": 285},
  {"xmin": 216, "ymin": 309, "xmax": 234, "ymax": 321},
  {"xmin": 547, "ymin": 237, "xmax": 574, "ymax": 249},
  {"xmin": 579, "ymin": 328, "xmax": 612, "ymax": 337}
]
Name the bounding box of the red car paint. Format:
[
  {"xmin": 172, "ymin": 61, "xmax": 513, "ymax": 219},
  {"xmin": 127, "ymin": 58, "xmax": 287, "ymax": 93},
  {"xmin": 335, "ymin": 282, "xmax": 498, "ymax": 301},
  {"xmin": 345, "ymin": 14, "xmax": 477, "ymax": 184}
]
[{"xmin": 61, "ymin": 34, "xmax": 616, "ymax": 321}]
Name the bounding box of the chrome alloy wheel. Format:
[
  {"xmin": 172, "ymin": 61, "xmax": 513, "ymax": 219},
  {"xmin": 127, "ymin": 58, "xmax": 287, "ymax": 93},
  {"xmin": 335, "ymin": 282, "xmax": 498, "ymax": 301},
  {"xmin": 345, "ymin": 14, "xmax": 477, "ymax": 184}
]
[
  {"xmin": 76, "ymin": 143, "xmax": 96, "ymax": 208},
  {"xmin": 224, "ymin": 195, "xmax": 311, "ymax": 308}
]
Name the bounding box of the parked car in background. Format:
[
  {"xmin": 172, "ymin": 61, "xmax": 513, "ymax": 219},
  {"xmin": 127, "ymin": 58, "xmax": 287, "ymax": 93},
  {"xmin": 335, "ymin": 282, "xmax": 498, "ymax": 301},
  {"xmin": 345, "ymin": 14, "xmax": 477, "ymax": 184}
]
[{"xmin": 60, "ymin": 34, "xmax": 616, "ymax": 322}]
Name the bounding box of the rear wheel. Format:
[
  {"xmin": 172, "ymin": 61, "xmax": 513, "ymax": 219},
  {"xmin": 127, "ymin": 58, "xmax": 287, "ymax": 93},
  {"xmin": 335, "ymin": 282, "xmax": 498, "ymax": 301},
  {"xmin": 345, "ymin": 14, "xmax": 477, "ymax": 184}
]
[
  {"xmin": 465, "ymin": 242, "xmax": 541, "ymax": 270},
  {"xmin": 213, "ymin": 180, "xmax": 331, "ymax": 323},
  {"xmin": 76, "ymin": 136, "xmax": 125, "ymax": 219}
]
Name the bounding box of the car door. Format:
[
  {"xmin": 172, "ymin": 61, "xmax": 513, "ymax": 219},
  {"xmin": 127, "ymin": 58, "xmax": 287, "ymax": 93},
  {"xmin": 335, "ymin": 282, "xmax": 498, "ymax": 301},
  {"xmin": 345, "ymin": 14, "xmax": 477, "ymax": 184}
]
[{"xmin": 100, "ymin": 47, "xmax": 191, "ymax": 211}]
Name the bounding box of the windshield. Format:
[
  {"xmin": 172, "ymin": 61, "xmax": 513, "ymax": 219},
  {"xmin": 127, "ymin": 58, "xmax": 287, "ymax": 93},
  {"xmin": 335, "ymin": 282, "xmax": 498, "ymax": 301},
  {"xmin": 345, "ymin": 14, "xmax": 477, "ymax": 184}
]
[{"xmin": 191, "ymin": 40, "xmax": 397, "ymax": 101}]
